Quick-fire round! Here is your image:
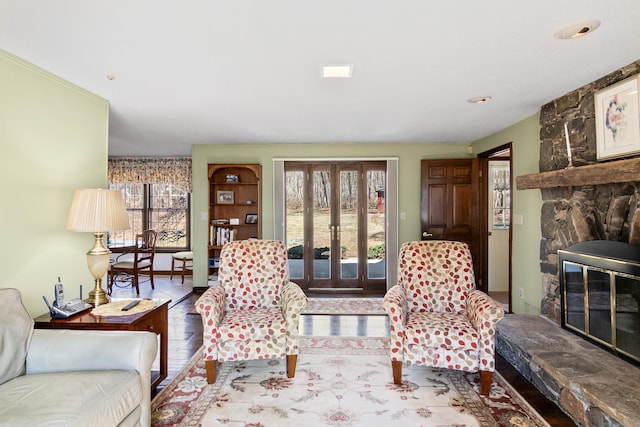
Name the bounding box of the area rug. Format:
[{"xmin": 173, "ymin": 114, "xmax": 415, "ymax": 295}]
[
  {"xmin": 189, "ymin": 297, "xmax": 385, "ymax": 316},
  {"xmin": 151, "ymin": 337, "xmax": 549, "ymax": 427},
  {"xmin": 303, "ymin": 298, "xmax": 385, "ymax": 315}
]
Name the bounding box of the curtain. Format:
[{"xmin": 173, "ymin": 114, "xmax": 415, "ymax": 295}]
[{"xmin": 108, "ymin": 157, "xmax": 192, "ymax": 192}]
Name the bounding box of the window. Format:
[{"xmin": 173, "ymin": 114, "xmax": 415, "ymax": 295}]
[{"xmin": 108, "ymin": 183, "xmax": 190, "ymax": 251}]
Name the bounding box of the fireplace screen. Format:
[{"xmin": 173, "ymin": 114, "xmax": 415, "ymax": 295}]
[{"xmin": 560, "ymin": 241, "xmax": 640, "ymax": 365}]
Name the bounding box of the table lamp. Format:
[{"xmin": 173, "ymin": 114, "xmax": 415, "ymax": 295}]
[{"xmin": 67, "ymin": 188, "xmax": 130, "ymax": 306}]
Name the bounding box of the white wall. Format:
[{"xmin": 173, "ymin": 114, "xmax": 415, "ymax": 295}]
[{"xmin": 0, "ymin": 49, "xmax": 109, "ymax": 315}]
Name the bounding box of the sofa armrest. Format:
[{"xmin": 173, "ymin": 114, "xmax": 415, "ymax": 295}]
[
  {"xmin": 26, "ymin": 329, "xmax": 157, "ymax": 427},
  {"xmin": 26, "ymin": 329, "xmax": 158, "ymax": 375},
  {"xmin": 383, "ymin": 285, "xmax": 407, "ymax": 361}
]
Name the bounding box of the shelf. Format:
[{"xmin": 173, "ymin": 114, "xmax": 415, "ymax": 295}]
[
  {"xmin": 208, "ymin": 163, "xmax": 261, "ymax": 272},
  {"xmin": 515, "ymin": 157, "xmax": 640, "ymax": 190}
]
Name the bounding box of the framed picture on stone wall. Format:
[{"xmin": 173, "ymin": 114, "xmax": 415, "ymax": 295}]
[{"xmin": 595, "ymin": 75, "xmax": 640, "ymax": 160}]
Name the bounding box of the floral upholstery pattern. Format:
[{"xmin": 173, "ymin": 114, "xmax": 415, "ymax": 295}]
[
  {"xmin": 383, "ymin": 241, "xmax": 504, "ymax": 392},
  {"xmin": 196, "ymin": 240, "xmax": 307, "ymax": 366}
]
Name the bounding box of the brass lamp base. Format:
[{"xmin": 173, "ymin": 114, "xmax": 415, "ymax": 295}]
[
  {"xmin": 85, "ymin": 278, "xmax": 110, "ymax": 306},
  {"xmin": 85, "ymin": 232, "xmax": 112, "ymax": 307}
]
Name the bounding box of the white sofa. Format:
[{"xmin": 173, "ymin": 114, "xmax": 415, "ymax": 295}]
[{"xmin": 0, "ymin": 288, "xmax": 158, "ymax": 427}]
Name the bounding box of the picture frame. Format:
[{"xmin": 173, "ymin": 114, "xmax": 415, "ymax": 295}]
[
  {"xmin": 217, "ymin": 190, "xmax": 234, "ymax": 204},
  {"xmin": 595, "ymin": 75, "xmax": 640, "ymax": 160},
  {"xmin": 245, "ymin": 213, "xmax": 258, "ymax": 224}
]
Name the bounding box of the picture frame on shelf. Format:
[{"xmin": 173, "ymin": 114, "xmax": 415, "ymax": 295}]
[
  {"xmin": 595, "ymin": 75, "xmax": 640, "ymax": 160},
  {"xmin": 217, "ymin": 190, "xmax": 234, "ymax": 204},
  {"xmin": 245, "ymin": 213, "xmax": 258, "ymax": 224}
]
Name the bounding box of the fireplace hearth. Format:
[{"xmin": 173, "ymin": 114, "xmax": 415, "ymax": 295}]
[{"xmin": 559, "ymin": 240, "xmax": 640, "ymax": 365}]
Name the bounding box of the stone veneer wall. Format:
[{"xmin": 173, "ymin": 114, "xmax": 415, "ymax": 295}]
[{"xmin": 538, "ymin": 59, "xmax": 640, "ymax": 323}]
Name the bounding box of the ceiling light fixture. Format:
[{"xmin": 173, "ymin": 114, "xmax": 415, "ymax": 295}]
[
  {"xmin": 322, "ymin": 64, "xmax": 353, "ymax": 78},
  {"xmin": 467, "ymin": 96, "xmax": 492, "ymax": 104},
  {"xmin": 554, "ymin": 19, "xmax": 600, "ymax": 40}
]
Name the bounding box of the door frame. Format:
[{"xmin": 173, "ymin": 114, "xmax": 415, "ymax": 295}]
[
  {"xmin": 273, "ymin": 157, "xmax": 399, "ymax": 293},
  {"xmin": 478, "ymin": 143, "xmax": 512, "ymax": 311}
]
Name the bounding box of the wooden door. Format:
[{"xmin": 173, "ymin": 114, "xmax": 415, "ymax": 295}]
[{"xmin": 420, "ymin": 159, "xmax": 483, "ymax": 290}]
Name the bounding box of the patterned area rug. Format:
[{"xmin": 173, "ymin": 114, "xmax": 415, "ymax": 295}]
[
  {"xmin": 302, "ymin": 298, "xmax": 385, "ymax": 315},
  {"xmin": 189, "ymin": 297, "xmax": 386, "ymax": 316},
  {"xmin": 151, "ymin": 337, "xmax": 549, "ymax": 427}
]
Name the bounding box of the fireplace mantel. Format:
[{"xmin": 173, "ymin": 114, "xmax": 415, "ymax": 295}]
[{"xmin": 516, "ymin": 157, "xmax": 640, "ymax": 190}]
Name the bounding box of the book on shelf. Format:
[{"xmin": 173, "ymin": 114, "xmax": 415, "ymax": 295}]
[{"xmin": 209, "ymin": 225, "xmax": 237, "ymax": 246}]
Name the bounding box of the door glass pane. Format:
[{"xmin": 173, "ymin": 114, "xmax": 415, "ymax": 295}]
[
  {"xmin": 313, "ymin": 170, "xmax": 331, "ymax": 279},
  {"xmin": 367, "ymin": 170, "xmax": 386, "ymax": 279},
  {"xmin": 285, "ymin": 170, "xmax": 304, "ymax": 279},
  {"xmin": 340, "ymin": 170, "xmax": 358, "ymax": 279}
]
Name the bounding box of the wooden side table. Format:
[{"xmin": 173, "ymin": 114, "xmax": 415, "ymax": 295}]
[{"xmin": 33, "ymin": 298, "xmax": 170, "ymax": 391}]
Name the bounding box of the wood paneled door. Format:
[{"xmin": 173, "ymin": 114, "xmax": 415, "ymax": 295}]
[{"xmin": 420, "ymin": 159, "xmax": 483, "ymax": 291}]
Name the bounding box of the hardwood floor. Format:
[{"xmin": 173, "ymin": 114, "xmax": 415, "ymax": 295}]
[{"xmin": 153, "ymin": 286, "xmax": 576, "ymax": 426}]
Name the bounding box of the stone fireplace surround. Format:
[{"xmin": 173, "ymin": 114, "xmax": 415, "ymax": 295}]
[
  {"xmin": 501, "ymin": 60, "xmax": 640, "ymax": 426},
  {"xmin": 534, "ymin": 59, "xmax": 640, "ymax": 322}
]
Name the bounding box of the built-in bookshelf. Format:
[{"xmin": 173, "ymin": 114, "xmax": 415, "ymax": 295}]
[{"xmin": 207, "ymin": 164, "xmax": 261, "ymax": 282}]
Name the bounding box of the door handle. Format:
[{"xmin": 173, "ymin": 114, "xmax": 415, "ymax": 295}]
[{"xmin": 422, "ymin": 231, "xmax": 433, "ymax": 238}]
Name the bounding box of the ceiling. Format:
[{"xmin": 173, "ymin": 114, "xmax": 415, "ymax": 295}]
[{"xmin": 2, "ymin": 1, "xmax": 640, "ymax": 157}]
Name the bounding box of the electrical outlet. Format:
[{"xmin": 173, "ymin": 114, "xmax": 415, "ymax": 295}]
[{"xmin": 518, "ymin": 287, "xmax": 524, "ymax": 300}]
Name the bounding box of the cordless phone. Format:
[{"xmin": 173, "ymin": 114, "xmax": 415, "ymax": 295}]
[{"xmin": 43, "ymin": 277, "xmax": 92, "ymax": 318}]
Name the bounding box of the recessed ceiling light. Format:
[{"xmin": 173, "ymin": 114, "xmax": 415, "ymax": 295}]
[
  {"xmin": 467, "ymin": 96, "xmax": 492, "ymax": 104},
  {"xmin": 322, "ymin": 64, "xmax": 353, "ymax": 78},
  {"xmin": 554, "ymin": 19, "xmax": 600, "ymax": 39},
  {"xmin": 106, "ymin": 74, "xmax": 116, "ymax": 80}
]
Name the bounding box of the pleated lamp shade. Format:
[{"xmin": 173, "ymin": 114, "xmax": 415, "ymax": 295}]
[{"xmin": 67, "ymin": 189, "xmax": 130, "ymax": 232}]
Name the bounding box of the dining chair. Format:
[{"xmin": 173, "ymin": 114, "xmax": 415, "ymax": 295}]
[{"xmin": 108, "ymin": 229, "xmax": 157, "ymax": 294}]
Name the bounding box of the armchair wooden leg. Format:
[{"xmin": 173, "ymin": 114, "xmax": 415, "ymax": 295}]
[
  {"xmin": 205, "ymin": 360, "xmax": 217, "ymax": 384},
  {"xmin": 480, "ymin": 370, "xmax": 492, "ymax": 396},
  {"xmin": 286, "ymin": 354, "xmax": 298, "ymax": 378},
  {"xmin": 392, "ymin": 360, "xmax": 403, "ymax": 384}
]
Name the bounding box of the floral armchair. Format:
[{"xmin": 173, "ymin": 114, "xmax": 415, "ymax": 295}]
[
  {"xmin": 195, "ymin": 240, "xmax": 308, "ymax": 384},
  {"xmin": 383, "ymin": 240, "xmax": 505, "ymax": 396}
]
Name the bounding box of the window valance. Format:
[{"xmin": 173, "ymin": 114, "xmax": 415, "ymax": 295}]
[{"xmin": 108, "ymin": 157, "xmax": 192, "ymax": 192}]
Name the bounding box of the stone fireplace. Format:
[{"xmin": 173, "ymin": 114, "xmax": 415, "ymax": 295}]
[
  {"xmin": 505, "ymin": 60, "xmax": 640, "ymax": 427},
  {"xmin": 533, "ymin": 59, "xmax": 640, "ymax": 323}
]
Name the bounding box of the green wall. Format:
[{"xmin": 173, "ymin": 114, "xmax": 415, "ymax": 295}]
[
  {"xmin": 474, "ymin": 114, "xmax": 542, "ymax": 314},
  {"xmin": 192, "ymin": 143, "xmax": 470, "ymax": 286},
  {"xmin": 193, "ymin": 115, "xmax": 544, "ymax": 315},
  {"xmin": 0, "ymin": 49, "xmax": 109, "ymax": 315}
]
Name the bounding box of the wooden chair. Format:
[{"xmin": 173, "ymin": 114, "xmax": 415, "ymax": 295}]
[
  {"xmin": 170, "ymin": 251, "xmax": 193, "ymax": 284},
  {"xmin": 195, "ymin": 240, "xmax": 308, "ymax": 384},
  {"xmin": 383, "ymin": 240, "xmax": 505, "ymax": 396},
  {"xmin": 109, "ymin": 230, "xmax": 157, "ymax": 294}
]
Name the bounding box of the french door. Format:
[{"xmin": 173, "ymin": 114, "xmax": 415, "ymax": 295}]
[{"xmin": 284, "ymin": 161, "xmax": 386, "ymax": 292}]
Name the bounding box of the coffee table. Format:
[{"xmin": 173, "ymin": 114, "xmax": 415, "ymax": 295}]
[{"xmin": 33, "ymin": 298, "xmax": 170, "ymax": 390}]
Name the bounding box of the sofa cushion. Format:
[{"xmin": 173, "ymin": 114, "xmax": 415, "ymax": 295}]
[
  {"xmin": 0, "ymin": 288, "xmax": 34, "ymax": 385},
  {"xmin": 0, "ymin": 370, "xmax": 141, "ymax": 427}
]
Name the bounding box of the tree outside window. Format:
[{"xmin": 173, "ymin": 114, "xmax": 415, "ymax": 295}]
[{"xmin": 108, "ymin": 183, "xmax": 190, "ymax": 250}]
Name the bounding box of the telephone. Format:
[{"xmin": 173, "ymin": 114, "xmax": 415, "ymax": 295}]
[{"xmin": 43, "ymin": 278, "xmax": 92, "ymax": 318}]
